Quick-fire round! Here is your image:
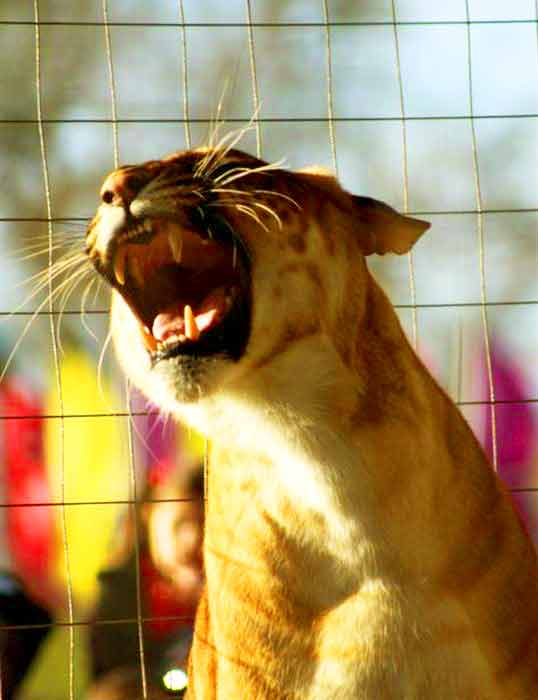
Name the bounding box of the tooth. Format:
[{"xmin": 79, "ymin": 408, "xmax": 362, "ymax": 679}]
[
  {"xmin": 145, "ymin": 334, "xmax": 158, "ymax": 352},
  {"xmin": 130, "ymin": 254, "xmax": 144, "ymax": 287},
  {"xmin": 164, "ymin": 335, "xmax": 179, "ymax": 347},
  {"xmin": 144, "ymin": 220, "xmax": 153, "ymax": 233},
  {"xmin": 114, "ymin": 246, "xmax": 127, "ymax": 285},
  {"xmin": 169, "ymin": 233, "xmax": 183, "ymax": 263},
  {"xmin": 184, "ymin": 305, "xmax": 200, "ymax": 341}
]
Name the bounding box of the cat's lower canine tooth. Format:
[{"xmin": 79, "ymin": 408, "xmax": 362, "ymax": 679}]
[{"xmin": 184, "ymin": 304, "xmax": 200, "ymax": 341}]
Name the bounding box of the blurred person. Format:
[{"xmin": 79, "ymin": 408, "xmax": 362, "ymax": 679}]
[
  {"xmin": 145, "ymin": 464, "xmax": 204, "ymax": 613},
  {"xmin": 87, "ymin": 460, "xmax": 204, "ymax": 699}
]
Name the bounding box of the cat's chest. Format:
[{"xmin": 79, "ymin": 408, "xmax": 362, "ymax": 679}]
[
  {"xmin": 201, "ymin": 562, "xmax": 492, "ymax": 699},
  {"xmin": 199, "ymin": 445, "xmax": 495, "ymax": 699}
]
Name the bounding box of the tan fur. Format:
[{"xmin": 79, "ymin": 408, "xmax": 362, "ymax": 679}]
[{"xmin": 87, "ymin": 148, "xmax": 538, "ymax": 698}]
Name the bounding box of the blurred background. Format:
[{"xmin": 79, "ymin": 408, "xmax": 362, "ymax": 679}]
[{"xmin": 0, "ymin": 0, "xmax": 536, "ymax": 698}]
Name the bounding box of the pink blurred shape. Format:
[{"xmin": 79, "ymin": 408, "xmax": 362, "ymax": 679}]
[
  {"xmin": 483, "ymin": 339, "xmax": 536, "ymax": 486},
  {"xmin": 478, "ymin": 338, "xmax": 537, "ymax": 543}
]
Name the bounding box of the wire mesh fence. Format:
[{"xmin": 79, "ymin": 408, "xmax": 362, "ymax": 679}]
[{"xmin": 0, "ymin": 1, "xmax": 537, "ymax": 698}]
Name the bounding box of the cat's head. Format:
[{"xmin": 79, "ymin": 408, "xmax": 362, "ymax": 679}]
[{"xmin": 86, "ymin": 147, "xmax": 429, "ymax": 410}]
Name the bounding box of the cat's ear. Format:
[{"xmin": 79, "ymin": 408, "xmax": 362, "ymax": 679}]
[{"xmin": 352, "ymin": 195, "xmax": 430, "ymax": 256}]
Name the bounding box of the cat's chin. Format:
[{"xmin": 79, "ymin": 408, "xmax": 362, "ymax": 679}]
[{"xmin": 147, "ymin": 352, "xmax": 231, "ymax": 405}]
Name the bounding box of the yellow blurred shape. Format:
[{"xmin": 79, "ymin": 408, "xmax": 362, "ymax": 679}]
[{"xmin": 45, "ymin": 347, "xmax": 131, "ymax": 608}]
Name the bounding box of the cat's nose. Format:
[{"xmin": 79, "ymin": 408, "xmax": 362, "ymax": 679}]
[{"xmin": 100, "ymin": 169, "xmax": 144, "ymax": 208}]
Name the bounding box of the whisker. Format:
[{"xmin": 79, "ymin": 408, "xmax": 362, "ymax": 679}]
[
  {"xmin": 235, "ymin": 204, "xmax": 269, "ymax": 232},
  {"xmin": 210, "ymin": 187, "xmax": 253, "ymax": 197},
  {"xmin": 213, "ymin": 159, "xmax": 286, "ymax": 188},
  {"xmin": 0, "ymin": 270, "xmax": 89, "ymax": 383},
  {"xmin": 20, "ymin": 227, "xmax": 84, "ymax": 240},
  {"xmin": 206, "ymin": 199, "xmax": 247, "ymax": 207},
  {"xmin": 197, "ymin": 142, "xmax": 228, "ymax": 180},
  {"xmin": 7, "ymin": 255, "xmax": 88, "ymax": 318},
  {"xmin": 210, "ymin": 167, "xmax": 254, "ymax": 186},
  {"xmin": 207, "ymin": 85, "xmax": 228, "ymax": 149},
  {"xmin": 8, "ymin": 234, "xmax": 81, "ymax": 262},
  {"xmin": 211, "ymin": 125, "xmax": 256, "ymax": 167},
  {"xmin": 55, "ymin": 261, "xmax": 90, "ymax": 310},
  {"xmin": 197, "ymin": 101, "xmax": 261, "ymax": 180},
  {"xmin": 13, "ymin": 260, "xmax": 87, "ymax": 307},
  {"xmin": 80, "ymin": 277, "xmax": 100, "ymax": 342},
  {"xmin": 1, "ymin": 307, "xmax": 47, "ymax": 383},
  {"xmin": 210, "ymin": 188, "xmax": 295, "ymax": 228},
  {"xmin": 251, "ymin": 201, "xmax": 283, "ymax": 230},
  {"xmin": 253, "ymin": 189, "xmax": 302, "ymax": 211},
  {"xmin": 56, "ymin": 266, "xmax": 92, "ymax": 354},
  {"xmin": 97, "ymin": 326, "xmax": 114, "ymax": 402},
  {"xmin": 203, "ymin": 106, "xmax": 262, "ymax": 177},
  {"xmin": 18, "ymin": 250, "xmax": 86, "ymax": 286},
  {"xmin": 10, "ymin": 236, "xmax": 83, "ymax": 257},
  {"xmin": 201, "ymin": 123, "xmax": 256, "ymax": 177},
  {"xmin": 196, "ymin": 139, "xmax": 222, "ymax": 180},
  {"xmin": 9, "ymin": 237, "xmax": 70, "ymax": 252},
  {"xmin": 92, "ymin": 278, "xmax": 104, "ymax": 309},
  {"xmin": 20, "ymin": 221, "xmax": 90, "ymax": 232},
  {"xmin": 8, "ymin": 244, "xmax": 72, "ymax": 264},
  {"xmin": 196, "ymin": 83, "xmax": 233, "ymax": 178}
]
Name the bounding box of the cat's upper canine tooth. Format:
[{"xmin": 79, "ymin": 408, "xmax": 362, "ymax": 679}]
[
  {"xmin": 143, "ymin": 219, "xmax": 152, "ymax": 234},
  {"xmin": 114, "ymin": 246, "xmax": 127, "ymax": 285},
  {"xmin": 169, "ymin": 232, "xmax": 183, "ymax": 263}
]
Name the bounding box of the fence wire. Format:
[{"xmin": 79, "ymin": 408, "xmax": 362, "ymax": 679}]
[
  {"xmin": 0, "ymin": 4, "xmax": 537, "ymax": 697},
  {"xmin": 101, "ymin": 2, "xmax": 148, "ymax": 696},
  {"xmin": 32, "ymin": 2, "xmax": 75, "ymax": 698}
]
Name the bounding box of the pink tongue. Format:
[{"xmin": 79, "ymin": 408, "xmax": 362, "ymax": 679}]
[{"xmin": 152, "ymin": 286, "xmax": 229, "ymax": 342}]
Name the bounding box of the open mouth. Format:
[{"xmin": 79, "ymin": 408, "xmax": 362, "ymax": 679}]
[{"xmin": 93, "ymin": 210, "xmax": 251, "ymax": 364}]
